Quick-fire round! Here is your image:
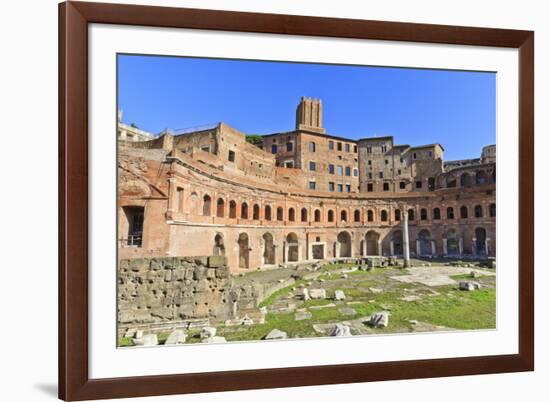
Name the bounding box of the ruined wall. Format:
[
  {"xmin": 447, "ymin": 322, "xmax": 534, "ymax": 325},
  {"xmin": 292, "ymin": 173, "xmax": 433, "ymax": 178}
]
[{"xmin": 118, "ymin": 255, "xmax": 236, "ymax": 327}]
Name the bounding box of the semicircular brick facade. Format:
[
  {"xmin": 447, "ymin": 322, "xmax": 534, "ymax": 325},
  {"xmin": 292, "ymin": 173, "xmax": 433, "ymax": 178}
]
[{"xmin": 118, "ymin": 98, "xmax": 496, "ymax": 273}]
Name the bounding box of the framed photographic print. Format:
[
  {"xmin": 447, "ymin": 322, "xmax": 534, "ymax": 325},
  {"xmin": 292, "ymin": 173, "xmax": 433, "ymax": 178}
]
[{"xmin": 59, "ymin": 1, "xmax": 534, "ymax": 400}]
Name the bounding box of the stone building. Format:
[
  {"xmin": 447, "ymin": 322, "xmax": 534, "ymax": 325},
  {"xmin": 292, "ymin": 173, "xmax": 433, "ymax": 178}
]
[{"xmin": 118, "ymin": 97, "xmax": 496, "ymax": 273}]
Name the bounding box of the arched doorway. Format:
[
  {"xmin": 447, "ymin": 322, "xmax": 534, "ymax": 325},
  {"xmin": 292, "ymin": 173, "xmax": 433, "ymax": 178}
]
[
  {"xmin": 365, "ymin": 231, "xmax": 380, "ymax": 256},
  {"xmin": 475, "ymin": 227, "xmax": 487, "ymax": 255},
  {"xmin": 460, "ymin": 173, "xmax": 472, "ymax": 187},
  {"xmin": 446, "ymin": 229, "xmax": 459, "ymax": 255},
  {"xmin": 418, "ymin": 229, "xmax": 432, "ymax": 255},
  {"xmin": 262, "ymin": 233, "xmax": 275, "ymax": 265},
  {"xmin": 337, "ymin": 231, "xmax": 351, "ymax": 257},
  {"xmin": 392, "ymin": 230, "xmax": 403, "ymax": 255},
  {"xmin": 285, "ymin": 233, "xmax": 299, "ymax": 262},
  {"xmin": 213, "ymin": 233, "xmax": 225, "ymax": 256},
  {"xmin": 238, "ymin": 233, "xmax": 249, "ymax": 269}
]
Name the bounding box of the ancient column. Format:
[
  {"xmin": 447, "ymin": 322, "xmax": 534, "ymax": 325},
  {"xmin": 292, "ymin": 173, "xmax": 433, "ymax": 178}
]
[
  {"xmin": 472, "ymin": 238, "xmax": 477, "ymax": 256},
  {"xmin": 402, "ymin": 206, "xmax": 411, "ymax": 267},
  {"xmin": 431, "ymin": 240, "xmax": 436, "ymax": 256},
  {"xmin": 485, "ymin": 238, "xmax": 490, "ymax": 256},
  {"xmin": 416, "ymin": 239, "xmax": 421, "ymax": 256},
  {"xmin": 459, "ymin": 237, "xmax": 464, "ymax": 256},
  {"xmin": 390, "ymin": 240, "xmax": 394, "ymax": 256},
  {"xmin": 443, "ymin": 238, "xmax": 448, "ymax": 255}
]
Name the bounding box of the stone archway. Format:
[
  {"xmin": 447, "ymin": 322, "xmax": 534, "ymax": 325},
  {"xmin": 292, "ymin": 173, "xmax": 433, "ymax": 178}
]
[
  {"xmin": 366, "ymin": 230, "xmax": 380, "ymax": 256},
  {"xmin": 213, "ymin": 233, "xmax": 225, "ymax": 256},
  {"xmin": 238, "ymin": 233, "xmax": 250, "ymax": 269},
  {"xmin": 285, "ymin": 233, "xmax": 299, "ymax": 262},
  {"xmin": 336, "ymin": 231, "xmax": 352, "ymax": 258},
  {"xmin": 262, "ymin": 232, "xmax": 275, "ymax": 265},
  {"xmin": 445, "ymin": 229, "xmax": 459, "ymax": 256},
  {"xmin": 417, "ymin": 229, "xmax": 432, "ymax": 256},
  {"xmin": 475, "ymin": 227, "xmax": 487, "ymax": 256},
  {"xmin": 392, "ymin": 230, "xmax": 403, "ymax": 255}
]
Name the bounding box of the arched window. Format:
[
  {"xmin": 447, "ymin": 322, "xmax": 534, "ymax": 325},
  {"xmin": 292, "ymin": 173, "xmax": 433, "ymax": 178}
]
[
  {"xmin": 420, "ymin": 208, "xmax": 428, "ymax": 220},
  {"xmin": 216, "ymin": 198, "xmax": 225, "ymax": 218},
  {"xmin": 354, "ymin": 209, "xmax": 361, "ymax": 222},
  {"xmin": 277, "ymin": 207, "xmax": 284, "ymax": 221},
  {"xmin": 460, "ymin": 173, "xmax": 472, "ymax": 187},
  {"xmin": 301, "ymin": 208, "xmax": 308, "ymax": 222},
  {"xmin": 394, "ymin": 209, "xmax": 401, "ymax": 221},
  {"xmin": 460, "ymin": 206, "xmax": 468, "ymax": 219},
  {"xmin": 202, "ymin": 195, "xmax": 211, "ymax": 216},
  {"xmin": 241, "ymin": 202, "xmax": 249, "ymax": 219},
  {"xmin": 288, "ymin": 207, "xmax": 295, "ymax": 222},
  {"xmin": 433, "ymin": 208, "xmax": 441, "ymax": 220},
  {"xmin": 253, "ymin": 204, "xmax": 260, "ymax": 220},
  {"xmin": 408, "ymin": 209, "xmax": 415, "ymax": 221},
  {"xmin": 264, "ymin": 205, "xmax": 272, "ymax": 221},
  {"xmin": 328, "ymin": 210, "xmax": 335, "ymax": 222},
  {"xmin": 367, "ymin": 210, "xmax": 374, "ymax": 222},
  {"xmin": 489, "ymin": 203, "xmax": 496, "ymax": 217},
  {"xmin": 447, "ymin": 207, "xmax": 455, "ymax": 219},
  {"xmin": 314, "ymin": 209, "xmax": 321, "ymax": 222},
  {"xmin": 229, "ymin": 200, "xmax": 237, "ymax": 218},
  {"xmin": 341, "ymin": 210, "xmax": 347, "ymax": 222},
  {"xmin": 381, "ymin": 210, "xmax": 388, "ymax": 222},
  {"xmin": 474, "ymin": 205, "xmax": 483, "ymax": 218},
  {"xmin": 447, "ymin": 177, "xmax": 457, "ymax": 188},
  {"xmin": 475, "ymin": 171, "xmax": 487, "ymax": 184}
]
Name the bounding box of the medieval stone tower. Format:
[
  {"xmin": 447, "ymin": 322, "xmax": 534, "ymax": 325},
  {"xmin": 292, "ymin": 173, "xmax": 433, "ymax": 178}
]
[{"xmin": 295, "ymin": 97, "xmax": 326, "ymax": 133}]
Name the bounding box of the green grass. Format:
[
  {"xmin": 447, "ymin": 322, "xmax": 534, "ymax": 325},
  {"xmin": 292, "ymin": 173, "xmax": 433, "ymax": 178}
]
[{"xmin": 259, "ymin": 279, "xmax": 307, "ymax": 308}]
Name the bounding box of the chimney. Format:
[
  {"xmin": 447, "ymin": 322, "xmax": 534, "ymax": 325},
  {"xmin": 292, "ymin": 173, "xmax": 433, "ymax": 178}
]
[{"xmin": 295, "ymin": 97, "xmax": 326, "ymax": 133}]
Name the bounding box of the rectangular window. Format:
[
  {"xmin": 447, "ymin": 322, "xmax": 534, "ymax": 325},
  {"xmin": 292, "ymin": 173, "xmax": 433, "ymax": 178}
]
[
  {"xmin": 286, "ymin": 142, "xmax": 293, "ymax": 152},
  {"xmin": 383, "ymin": 183, "xmax": 389, "ymax": 191},
  {"xmin": 367, "ymin": 183, "xmax": 373, "ymax": 192},
  {"xmin": 353, "ymin": 145, "xmax": 357, "ymax": 153},
  {"xmin": 346, "ymin": 184, "xmax": 351, "ymax": 192},
  {"xmin": 337, "ymin": 166, "xmax": 343, "ymax": 176},
  {"xmin": 309, "ymin": 181, "xmax": 316, "ymax": 190},
  {"xmin": 228, "ymin": 150, "xmax": 235, "ymax": 162},
  {"xmin": 379, "ymin": 172, "xmax": 383, "ymax": 179},
  {"xmin": 398, "ymin": 169, "xmax": 401, "ymax": 175},
  {"xmin": 177, "ymin": 187, "xmax": 184, "ymax": 212},
  {"xmin": 385, "ymin": 159, "xmax": 389, "ymax": 165},
  {"xmin": 309, "ymin": 142, "xmax": 316, "ymax": 152},
  {"xmin": 328, "ymin": 164, "xmax": 335, "ymax": 174},
  {"xmin": 337, "ymin": 142, "xmax": 342, "ymax": 151},
  {"xmin": 367, "ymin": 146, "xmax": 372, "ymax": 154},
  {"xmin": 399, "ymin": 181, "xmax": 406, "ymax": 189},
  {"xmin": 271, "ymin": 144, "xmax": 278, "ymax": 154},
  {"xmin": 416, "ymin": 181, "xmax": 422, "ymax": 188},
  {"xmin": 353, "ymin": 168, "xmax": 358, "ymax": 177},
  {"xmin": 428, "ymin": 151, "xmax": 433, "ymax": 157},
  {"xmin": 345, "ymin": 166, "xmax": 351, "ymax": 176},
  {"xmin": 284, "ymin": 160, "xmax": 294, "ymax": 168},
  {"xmin": 309, "ymin": 161, "xmax": 316, "ymax": 171},
  {"xmin": 413, "ymin": 152, "xmax": 417, "ymax": 159},
  {"xmin": 345, "ymin": 143, "xmax": 350, "ymax": 152},
  {"xmin": 328, "ymin": 182, "xmax": 335, "ymax": 192},
  {"xmin": 400, "ymin": 157, "xmax": 404, "ymax": 163},
  {"xmin": 337, "ymin": 184, "xmax": 343, "ymax": 192},
  {"xmin": 368, "ymin": 172, "xmax": 372, "ymax": 179},
  {"xmin": 328, "ymin": 140, "xmax": 334, "ymax": 150},
  {"xmin": 368, "ymin": 160, "xmax": 372, "ymax": 166}
]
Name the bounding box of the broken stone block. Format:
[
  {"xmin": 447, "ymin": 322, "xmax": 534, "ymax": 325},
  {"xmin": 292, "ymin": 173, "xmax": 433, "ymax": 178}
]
[
  {"xmin": 294, "ymin": 311, "xmax": 312, "ymax": 321},
  {"xmin": 200, "ymin": 326, "xmax": 217, "ymax": 339},
  {"xmin": 296, "ymin": 288, "xmax": 310, "ymax": 301},
  {"xmin": 330, "ymin": 323, "xmax": 352, "ymax": 337},
  {"xmin": 265, "ymin": 329, "xmax": 288, "ymax": 340},
  {"xmin": 165, "ymin": 329, "xmax": 186, "ymax": 345},
  {"xmin": 132, "ymin": 334, "xmax": 158, "ymax": 346},
  {"xmin": 369, "ymin": 312, "xmax": 389, "ymax": 328},
  {"xmin": 309, "ymin": 289, "xmax": 327, "ymax": 299},
  {"xmin": 334, "ymin": 290, "xmax": 346, "ymax": 301},
  {"xmin": 201, "ymin": 336, "xmax": 227, "ymax": 344},
  {"xmin": 459, "ymin": 281, "xmax": 481, "ymax": 291}
]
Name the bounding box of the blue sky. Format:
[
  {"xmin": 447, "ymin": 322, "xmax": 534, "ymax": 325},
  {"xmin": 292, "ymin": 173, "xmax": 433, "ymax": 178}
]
[{"xmin": 118, "ymin": 54, "xmax": 496, "ymax": 161}]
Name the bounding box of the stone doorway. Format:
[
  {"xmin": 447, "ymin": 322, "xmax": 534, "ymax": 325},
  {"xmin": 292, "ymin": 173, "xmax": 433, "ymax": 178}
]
[
  {"xmin": 366, "ymin": 230, "xmax": 380, "ymax": 256},
  {"xmin": 475, "ymin": 227, "xmax": 487, "ymax": 255},
  {"xmin": 238, "ymin": 233, "xmax": 250, "ymax": 269},
  {"xmin": 262, "ymin": 232, "xmax": 275, "ymax": 265},
  {"xmin": 286, "ymin": 233, "xmax": 299, "ymax": 262},
  {"xmin": 337, "ymin": 231, "xmax": 352, "ymax": 258},
  {"xmin": 213, "ymin": 233, "xmax": 225, "ymax": 256},
  {"xmin": 312, "ymin": 244, "xmax": 325, "ymax": 260}
]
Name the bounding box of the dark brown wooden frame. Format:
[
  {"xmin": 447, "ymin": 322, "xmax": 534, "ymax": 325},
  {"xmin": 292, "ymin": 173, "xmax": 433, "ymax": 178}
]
[{"xmin": 59, "ymin": 1, "xmax": 534, "ymax": 400}]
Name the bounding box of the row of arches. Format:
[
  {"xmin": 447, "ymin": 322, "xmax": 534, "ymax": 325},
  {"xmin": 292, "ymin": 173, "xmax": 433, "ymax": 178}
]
[
  {"xmin": 202, "ymin": 195, "xmax": 495, "ymax": 223},
  {"xmin": 446, "ymin": 169, "xmax": 496, "ymax": 188},
  {"xmin": 219, "ymin": 226, "xmax": 491, "ymax": 269}
]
